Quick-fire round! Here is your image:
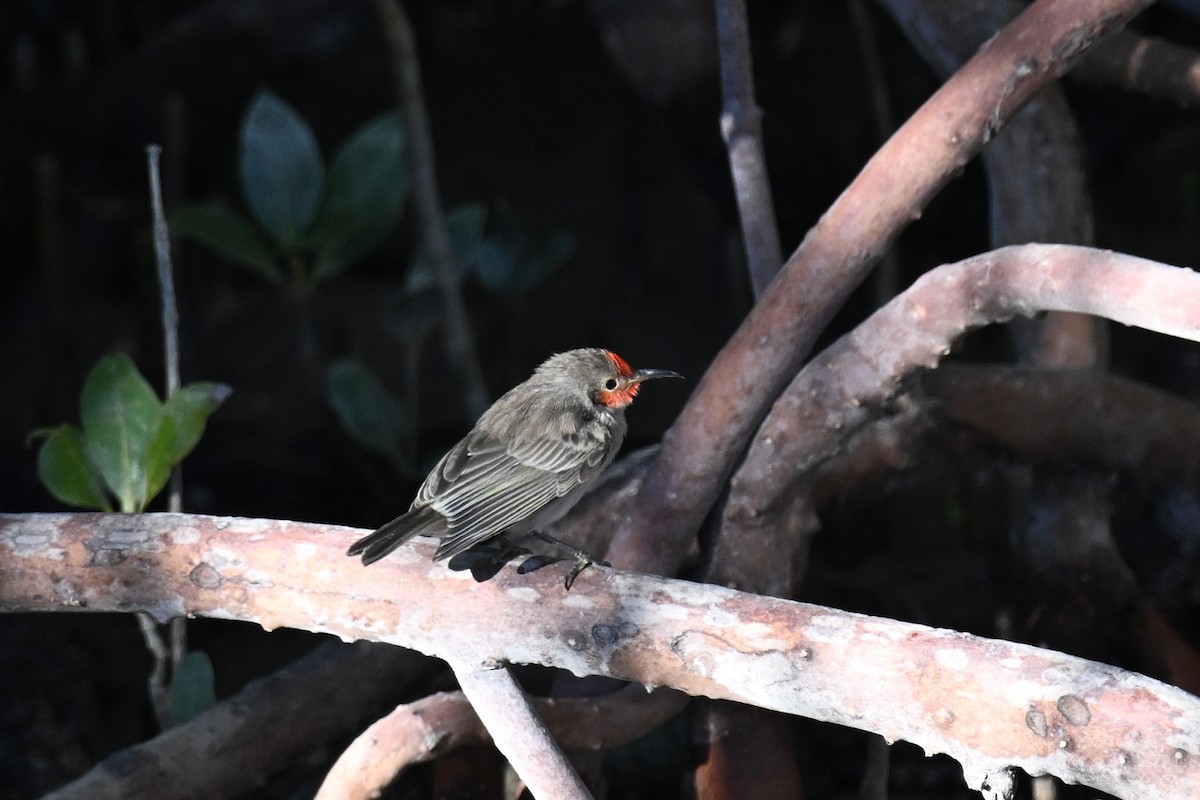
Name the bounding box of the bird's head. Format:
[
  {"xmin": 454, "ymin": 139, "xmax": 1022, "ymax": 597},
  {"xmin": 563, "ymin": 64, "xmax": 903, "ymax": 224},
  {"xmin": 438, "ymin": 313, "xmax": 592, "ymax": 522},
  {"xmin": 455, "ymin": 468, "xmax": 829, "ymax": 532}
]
[{"xmin": 537, "ymin": 348, "xmax": 682, "ymax": 410}]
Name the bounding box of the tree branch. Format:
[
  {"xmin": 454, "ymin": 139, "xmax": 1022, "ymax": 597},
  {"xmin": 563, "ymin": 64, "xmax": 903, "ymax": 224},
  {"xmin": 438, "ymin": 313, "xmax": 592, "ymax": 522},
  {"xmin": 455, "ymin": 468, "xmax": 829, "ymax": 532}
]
[
  {"xmin": 450, "ymin": 661, "xmax": 593, "ymax": 800},
  {"xmin": 316, "ymin": 685, "xmax": 686, "ymax": 798},
  {"xmin": 372, "ymin": 0, "xmax": 490, "ymax": 419},
  {"xmin": 1079, "ymin": 29, "xmax": 1200, "ymax": 107},
  {"xmin": 608, "ymin": 0, "xmax": 1151, "ymax": 576},
  {"xmin": 721, "ymin": 244, "xmax": 1200, "ymax": 583},
  {"xmin": 714, "ymin": 0, "xmax": 782, "ymax": 297},
  {"xmin": 878, "ymin": 0, "xmax": 1102, "ymax": 365},
  {"xmin": 3, "ymin": 511, "xmax": 1199, "ymax": 798},
  {"xmin": 924, "ymin": 364, "xmax": 1200, "ymax": 495},
  {"xmin": 44, "ymin": 641, "xmax": 431, "ymax": 800}
]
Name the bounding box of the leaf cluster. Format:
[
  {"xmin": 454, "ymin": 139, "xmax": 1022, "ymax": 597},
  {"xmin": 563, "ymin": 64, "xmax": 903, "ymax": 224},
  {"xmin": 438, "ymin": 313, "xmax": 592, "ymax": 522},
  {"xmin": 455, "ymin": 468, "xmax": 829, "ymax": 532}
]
[{"xmin": 33, "ymin": 355, "xmax": 230, "ymax": 513}]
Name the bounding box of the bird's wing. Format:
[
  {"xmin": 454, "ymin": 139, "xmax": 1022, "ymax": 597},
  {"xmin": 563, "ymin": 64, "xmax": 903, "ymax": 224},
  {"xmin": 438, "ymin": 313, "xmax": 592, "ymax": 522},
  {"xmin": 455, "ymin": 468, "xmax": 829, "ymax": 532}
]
[{"xmin": 428, "ymin": 426, "xmax": 611, "ymax": 560}]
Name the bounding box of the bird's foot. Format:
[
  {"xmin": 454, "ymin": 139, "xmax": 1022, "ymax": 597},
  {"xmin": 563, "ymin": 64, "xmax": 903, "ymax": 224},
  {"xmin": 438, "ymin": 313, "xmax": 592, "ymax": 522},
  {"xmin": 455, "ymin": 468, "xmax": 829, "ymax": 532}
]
[{"xmin": 524, "ymin": 532, "xmax": 610, "ymax": 589}]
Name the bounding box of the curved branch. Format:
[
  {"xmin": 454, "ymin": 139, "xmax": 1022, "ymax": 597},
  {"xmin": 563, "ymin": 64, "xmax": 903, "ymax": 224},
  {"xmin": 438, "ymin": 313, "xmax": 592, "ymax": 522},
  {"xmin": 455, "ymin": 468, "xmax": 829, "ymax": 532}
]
[
  {"xmin": 878, "ymin": 0, "xmax": 1101, "ymax": 366},
  {"xmin": 722, "ymin": 244, "xmax": 1200, "ymax": 575},
  {"xmin": 608, "ymin": 0, "xmax": 1150, "ymax": 575},
  {"xmin": 316, "ymin": 685, "xmax": 686, "ymax": 798},
  {"xmin": 3, "ymin": 511, "xmax": 1199, "ymax": 798}
]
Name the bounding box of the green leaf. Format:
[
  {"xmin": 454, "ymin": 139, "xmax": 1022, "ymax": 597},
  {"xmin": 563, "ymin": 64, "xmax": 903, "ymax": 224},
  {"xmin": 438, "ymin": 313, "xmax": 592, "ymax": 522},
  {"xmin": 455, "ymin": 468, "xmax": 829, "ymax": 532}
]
[
  {"xmin": 326, "ymin": 360, "xmax": 410, "ymax": 457},
  {"xmin": 239, "ymin": 89, "xmax": 325, "ymax": 247},
  {"xmin": 142, "ymin": 415, "xmax": 178, "ymax": 506},
  {"xmin": 386, "ymin": 287, "xmax": 443, "ymax": 345},
  {"xmin": 406, "ymin": 202, "xmax": 487, "ymax": 292},
  {"xmin": 80, "ymin": 355, "xmax": 165, "ymax": 513},
  {"xmin": 35, "ymin": 425, "xmax": 112, "ymax": 511},
  {"xmin": 308, "ymin": 113, "xmax": 410, "ymax": 281},
  {"xmin": 171, "ymin": 205, "xmax": 283, "ymax": 283},
  {"xmin": 475, "ymin": 230, "xmax": 574, "ymax": 294},
  {"xmin": 143, "ymin": 382, "xmax": 233, "ymax": 501},
  {"xmin": 162, "ymin": 383, "xmax": 233, "ymax": 465},
  {"xmin": 169, "ymin": 651, "xmax": 217, "ymax": 727}
]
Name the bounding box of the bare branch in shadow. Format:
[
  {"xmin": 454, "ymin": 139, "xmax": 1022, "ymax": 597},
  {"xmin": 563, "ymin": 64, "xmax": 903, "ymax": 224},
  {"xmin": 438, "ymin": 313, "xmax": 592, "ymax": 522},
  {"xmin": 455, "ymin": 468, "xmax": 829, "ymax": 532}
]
[
  {"xmin": 1080, "ymin": 30, "xmax": 1200, "ymax": 107},
  {"xmin": 721, "ymin": 244, "xmax": 1200, "ymax": 588},
  {"xmin": 44, "ymin": 641, "xmax": 431, "ymax": 800},
  {"xmin": 316, "ymin": 685, "xmax": 686, "ymax": 799},
  {"xmin": 608, "ymin": 0, "xmax": 1151, "ymax": 577},
  {"xmin": 450, "ymin": 662, "xmax": 593, "ymax": 800}
]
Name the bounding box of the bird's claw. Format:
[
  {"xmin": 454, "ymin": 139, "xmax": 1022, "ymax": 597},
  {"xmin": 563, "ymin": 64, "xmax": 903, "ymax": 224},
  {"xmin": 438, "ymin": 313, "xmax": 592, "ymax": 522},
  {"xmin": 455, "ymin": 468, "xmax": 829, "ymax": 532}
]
[
  {"xmin": 516, "ymin": 553, "xmax": 609, "ymax": 589},
  {"xmin": 563, "ymin": 556, "xmax": 609, "ymax": 590}
]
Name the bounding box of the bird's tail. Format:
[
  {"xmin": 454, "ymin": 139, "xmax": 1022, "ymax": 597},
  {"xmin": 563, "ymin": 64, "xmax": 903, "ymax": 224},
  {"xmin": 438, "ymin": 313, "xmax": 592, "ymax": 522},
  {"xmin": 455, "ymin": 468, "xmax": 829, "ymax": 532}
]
[{"xmin": 347, "ymin": 507, "xmax": 445, "ymax": 565}]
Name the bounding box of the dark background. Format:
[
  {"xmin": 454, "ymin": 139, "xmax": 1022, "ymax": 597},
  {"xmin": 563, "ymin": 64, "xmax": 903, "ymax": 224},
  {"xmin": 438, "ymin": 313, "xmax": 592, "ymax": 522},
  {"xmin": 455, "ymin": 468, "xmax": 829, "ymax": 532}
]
[{"xmin": 2, "ymin": 1, "xmax": 1200, "ymax": 797}]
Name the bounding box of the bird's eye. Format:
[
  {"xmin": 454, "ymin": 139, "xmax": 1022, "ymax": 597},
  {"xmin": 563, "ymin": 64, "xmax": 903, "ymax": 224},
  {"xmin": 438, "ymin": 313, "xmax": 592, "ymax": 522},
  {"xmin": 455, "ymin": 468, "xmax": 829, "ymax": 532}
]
[{"xmin": 603, "ymin": 378, "xmax": 619, "ymax": 391}]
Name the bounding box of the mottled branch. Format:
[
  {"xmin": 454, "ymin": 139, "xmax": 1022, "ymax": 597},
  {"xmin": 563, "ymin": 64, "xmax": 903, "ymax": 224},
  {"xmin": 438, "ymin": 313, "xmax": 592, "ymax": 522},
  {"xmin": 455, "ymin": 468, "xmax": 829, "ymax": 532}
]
[{"xmin": 2, "ymin": 511, "xmax": 1199, "ymax": 798}]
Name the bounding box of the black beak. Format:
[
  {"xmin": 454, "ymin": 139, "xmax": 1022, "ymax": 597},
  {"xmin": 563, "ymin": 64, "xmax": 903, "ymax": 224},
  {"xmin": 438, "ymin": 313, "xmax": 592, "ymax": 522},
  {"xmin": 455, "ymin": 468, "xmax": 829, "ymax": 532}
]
[{"xmin": 630, "ymin": 368, "xmax": 684, "ymax": 383}]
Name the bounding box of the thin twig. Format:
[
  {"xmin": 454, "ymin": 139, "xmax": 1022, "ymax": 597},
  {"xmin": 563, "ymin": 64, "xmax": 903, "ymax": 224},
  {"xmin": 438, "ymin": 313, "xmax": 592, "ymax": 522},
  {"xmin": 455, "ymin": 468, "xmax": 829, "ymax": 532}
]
[
  {"xmin": 134, "ymin": 610, "xmax": 172, "ymax": 731},
  {"xmin": 147, "ymin": 145, "xmax": 181, "ymax": 403},
  {"xmin": 450, "ymin": 661, "xmax": 593, "ymax": 800},
  {"xmin": 144, "ymin": 143, "xmax": 186, "ymax": 724},
  {"xmin": 372, "ymin": 0, "xmax": 490, "ymax": 419},
  {"xmin": 714, "ymin": 0, "xmax": 782, "ymax": 297}
]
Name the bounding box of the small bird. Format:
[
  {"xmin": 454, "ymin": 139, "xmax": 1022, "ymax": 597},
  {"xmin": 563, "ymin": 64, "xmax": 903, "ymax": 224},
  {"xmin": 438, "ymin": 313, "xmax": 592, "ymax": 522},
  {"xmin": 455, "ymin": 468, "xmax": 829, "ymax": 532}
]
[{"xmin": 347, "ymin": 348, "xmax": 681, "ymax": 588}]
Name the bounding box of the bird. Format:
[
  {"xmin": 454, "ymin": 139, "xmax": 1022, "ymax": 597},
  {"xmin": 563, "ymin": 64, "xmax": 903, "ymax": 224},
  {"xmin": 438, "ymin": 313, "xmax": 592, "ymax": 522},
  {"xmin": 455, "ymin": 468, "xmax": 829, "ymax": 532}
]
[{"xmin": 347, "ymin": 348, "xmax": 681, "ymax": 588}]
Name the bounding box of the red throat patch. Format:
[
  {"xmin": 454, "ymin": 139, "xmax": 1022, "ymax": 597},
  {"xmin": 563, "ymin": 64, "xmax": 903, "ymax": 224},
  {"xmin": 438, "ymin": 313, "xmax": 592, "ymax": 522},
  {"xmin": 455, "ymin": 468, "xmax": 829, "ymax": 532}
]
[
  {"xmin": 599, "ymin": 382, "xmax": 640, "ymax": 408},
  {"xmin": 604, "ymin": 350, "xmax": 634, "ymax": 377},
  {"xmin": 600, "ymin": 351, "xmax": 638, "ymax": 408}
]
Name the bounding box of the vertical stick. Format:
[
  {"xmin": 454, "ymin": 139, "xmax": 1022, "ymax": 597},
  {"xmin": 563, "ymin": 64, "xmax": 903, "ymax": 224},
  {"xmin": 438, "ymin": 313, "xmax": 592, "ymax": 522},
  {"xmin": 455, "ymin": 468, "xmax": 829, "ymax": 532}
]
[
  {"xmin": 146, "ymin": 143, "xmax": 188, "ymax": 697},
  {"xmin": 373, "ymin": 0, "xmax": 490, "ymax": 419},
  {"xmin": 715, "ymin": 0, "xmax": 782, "ymax": 298},
  {"xmin": 451, "ymin": 661, "xmax": 593, "ymax": 800}
]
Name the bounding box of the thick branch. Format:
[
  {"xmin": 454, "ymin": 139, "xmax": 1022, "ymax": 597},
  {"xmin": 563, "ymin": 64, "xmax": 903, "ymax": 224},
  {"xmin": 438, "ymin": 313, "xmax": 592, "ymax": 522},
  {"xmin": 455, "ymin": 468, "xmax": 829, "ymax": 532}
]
[
  {"xmin": 925, "ymin": 365, "xmax": 1200, "ymax": 493},
  {"xmin": 3, "ymin": 512, "xmax": 1199, "ymax": 798},
  {"xmin": 44, "ymin": 641, "xmax": 430, "ymax": 800},
  {"xmin": 878, "ymin": 0, "xmax": 1101, "ymax": 366},
  {"xmin": 724, "ymin": 244, "xmax": 1200, "ymax": 563},
  {"xmin": 451, "ymin": 662, "xmax": 592, "ymax": 800},
  {"xmin": 1079, "ymin": 29, "xmax": 1200, "ymax": 107},
  {"xmin": 608, "ymin": 0, "xmax": 1150, "ymax": 575}
]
